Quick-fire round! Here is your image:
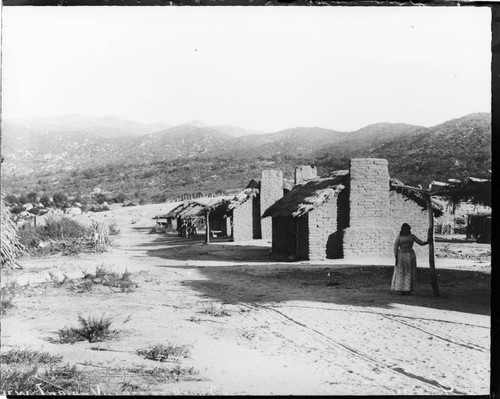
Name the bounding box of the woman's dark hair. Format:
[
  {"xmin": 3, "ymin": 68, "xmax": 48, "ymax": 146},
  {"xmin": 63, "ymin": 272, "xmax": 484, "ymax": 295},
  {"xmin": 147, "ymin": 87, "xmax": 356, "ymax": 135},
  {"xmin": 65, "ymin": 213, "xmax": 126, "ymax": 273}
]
[{"xmin": 400, "ymin": 223, "xmax": 411, "ymax": 236}]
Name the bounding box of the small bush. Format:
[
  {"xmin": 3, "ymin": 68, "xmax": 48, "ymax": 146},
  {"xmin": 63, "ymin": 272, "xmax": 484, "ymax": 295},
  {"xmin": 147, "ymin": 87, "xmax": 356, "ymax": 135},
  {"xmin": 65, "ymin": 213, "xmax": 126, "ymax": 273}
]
[
  {"xmin": 0, "ymin": 289, "xmax": 15, "ymax": 315},
  {"xmin": 56, "ymin": 315, "xmax": 119, "ymax": 344},
  {"xmin": 201, "ymin": 303, "xmax": 231, "ymax": 317},
  {"xmin": 136, "ymin": 343, "xmax": 190, "ymax": 362},
  {"xmin": 108, "ymin": 223, "xmax": 120, "ymax": 236},
  {"xmin": 127, "ymin": 364, "xmax": 199, "ymax": 383},
  {"xmin": 18, "ymin": 217, "xmax": 96, "ymax": 256},
  {"xmin": 18, "ymin": 224, "xmax": 41, "ymax": 249},
  {"xmin": 47, "ymin": 272, "xmax": 74, "ymax": 288},
  {"xmin": 82, "ymin": 266, "xmax": 137, "ymax": 292},
  {"xmin": 0, "ymin": 348, "xmax": 62, "ymax": 365},
  {"xmin": 43, "ymin": 216, "xmax": 88, "ymax": 240},
  {"xmin": 1, "ymin": 282, "xmax": 27, "ymax": 316},
  {"xmin": 0, "ymin": 347, "xmax": 91, "ymax": 395},
  {"xmin": 0, "ymin": 364, "xmax": 39, "ymax": 393}
]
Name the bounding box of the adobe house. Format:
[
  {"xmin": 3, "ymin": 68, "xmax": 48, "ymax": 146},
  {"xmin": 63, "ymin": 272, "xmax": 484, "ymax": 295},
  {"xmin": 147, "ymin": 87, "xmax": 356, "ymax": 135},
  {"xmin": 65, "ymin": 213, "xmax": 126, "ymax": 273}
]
[
  {"xmin": 262, "ymin": 158, "xmax": 443, "ymax": 261},
  {"xmin": 220, "ymin": 170, "xmax": 288, "ymax": 241}
]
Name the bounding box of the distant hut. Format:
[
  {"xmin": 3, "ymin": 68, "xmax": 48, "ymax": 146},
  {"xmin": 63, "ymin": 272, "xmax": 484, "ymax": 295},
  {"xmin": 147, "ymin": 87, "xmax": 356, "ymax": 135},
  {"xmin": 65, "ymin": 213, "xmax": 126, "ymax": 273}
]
[
  {"xmin": 263, "ymin": 158, "xmax": 443, "ymax": 261},
  {"xmin": 430, "ymin": 176, "xmax": 491, "ymax": 243},
  {"xmin": 164, "ymin": 202, "xmax": 190, "ymax": 230}
]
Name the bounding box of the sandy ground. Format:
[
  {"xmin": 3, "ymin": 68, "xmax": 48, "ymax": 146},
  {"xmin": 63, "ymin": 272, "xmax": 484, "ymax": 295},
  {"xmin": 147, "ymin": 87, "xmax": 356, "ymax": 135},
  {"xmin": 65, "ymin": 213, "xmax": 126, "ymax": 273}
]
[{"xmin": 1, "ymin": 203, "xmax": 491, "ymax": 395}]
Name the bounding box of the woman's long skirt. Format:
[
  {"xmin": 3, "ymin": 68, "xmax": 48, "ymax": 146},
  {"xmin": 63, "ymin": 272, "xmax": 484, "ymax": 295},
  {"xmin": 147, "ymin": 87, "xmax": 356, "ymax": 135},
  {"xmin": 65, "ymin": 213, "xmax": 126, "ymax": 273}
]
[{"xmin": 391, "ymin": 250, "xmax": 417, "ymax": 292}]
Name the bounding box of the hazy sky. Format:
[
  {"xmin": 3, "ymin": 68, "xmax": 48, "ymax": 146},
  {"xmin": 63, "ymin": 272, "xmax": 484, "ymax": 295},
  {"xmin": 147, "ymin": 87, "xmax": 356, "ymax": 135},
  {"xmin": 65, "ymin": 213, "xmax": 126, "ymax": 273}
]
[{"xmin": 1, "ymin": 6, "xmax": 491, "ymax": 132}]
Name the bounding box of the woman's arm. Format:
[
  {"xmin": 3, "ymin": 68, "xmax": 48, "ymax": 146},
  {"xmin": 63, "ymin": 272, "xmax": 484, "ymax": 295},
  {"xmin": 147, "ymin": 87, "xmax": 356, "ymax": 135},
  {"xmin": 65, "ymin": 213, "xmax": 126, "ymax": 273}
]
[
  {"xmin": 413, "ymin": 235, "xmax": 428, "ymax": 246},
  {"xmin": 394, "ymin": 236, "xmax": 400, "ymax": 257}
]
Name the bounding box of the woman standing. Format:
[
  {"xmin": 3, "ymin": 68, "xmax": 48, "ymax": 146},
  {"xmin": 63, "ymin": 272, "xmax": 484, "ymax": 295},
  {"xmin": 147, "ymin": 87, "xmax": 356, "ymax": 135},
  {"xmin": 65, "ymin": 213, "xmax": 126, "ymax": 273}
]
[{"xmin": 392, "ymin": 223, "xmax": 428, "ymax": 295}]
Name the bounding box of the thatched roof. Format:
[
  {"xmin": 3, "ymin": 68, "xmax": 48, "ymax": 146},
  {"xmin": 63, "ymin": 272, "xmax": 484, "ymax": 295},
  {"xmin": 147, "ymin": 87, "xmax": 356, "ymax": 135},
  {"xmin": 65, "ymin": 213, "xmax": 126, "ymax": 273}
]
[
  {"xmin": 1, "ymin": 193, "xmax": 25, "ymax": 266},
  {"xmin": 390, "ymin": 179, "xmax": 444, "ymax": 217},
  {"xmin": 262, "ymin": 170, "xmax": 349, "ymax": 218},
  {"xmin": 224, "ymin": 188, "xmax": 259, "ymax": 212},
  {"xmin": 164, "ymin": 203, "xmax": 189, "ymax": 218}
]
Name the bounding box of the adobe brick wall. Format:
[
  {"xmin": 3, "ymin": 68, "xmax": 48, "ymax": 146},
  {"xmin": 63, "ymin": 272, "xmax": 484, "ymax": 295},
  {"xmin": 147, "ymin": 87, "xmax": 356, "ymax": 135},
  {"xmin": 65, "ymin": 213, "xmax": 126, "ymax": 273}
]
[
  {"xmin": 294, "ymin": 165, "xmax": 318, "ymax": 185},
  {"xmin": 389, "ymin": 190, "xmax": 429, "ymax": 259},
  {"xmin": 233, "ymin": 199, "xmax": 254, "ymax": 241},
  {"xmin": 261, "ymin": 170, "xmax": 284, "ymax": 239},
  {"xmin": 308, "ymin": 198, "xmax": 338, "ymax": 261},
  {"xmin": 343, "ymin": 158, "xmax": 395, "ymax": 258}
]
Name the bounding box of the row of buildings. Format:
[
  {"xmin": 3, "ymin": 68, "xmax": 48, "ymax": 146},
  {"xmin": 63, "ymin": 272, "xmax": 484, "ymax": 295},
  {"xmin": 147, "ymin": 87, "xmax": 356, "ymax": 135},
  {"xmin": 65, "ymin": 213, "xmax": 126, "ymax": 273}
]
[{"xmin": 157, "ymin": 158, "xmax": 443, "ymax": 260}]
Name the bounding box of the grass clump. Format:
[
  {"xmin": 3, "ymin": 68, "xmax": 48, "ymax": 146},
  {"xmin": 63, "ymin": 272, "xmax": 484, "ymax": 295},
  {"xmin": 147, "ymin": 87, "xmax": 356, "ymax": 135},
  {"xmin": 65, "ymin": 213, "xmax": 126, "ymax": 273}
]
[
  {"xmin": 82, "ymin": 266, "xmax": 137, "ymax": 292},
  {"xmin": 136, "ymin": 343, "xmax": 190, "ymax": 362},
  {"xmin": 1, "ymin": 282, "xmax": 29, "ymax": 316},
  {"xmin": 201, "ymin": 303, "xmax": 231, "ymax": 317},
  {"xmin": 56, "ymin": 315, "xmax": 119, "ymax": 344},
  {"xmin": 0, "ymin": 348, "xmax": 91, "ymax": 394},
  {"xmin": 127, "ymin": 364, "xmax": 199, "ymax": 383},
  {"xmin": 1, "ymin": 363, "xmax": 89, "ymax": 394},
  {"xmin": 47, "ymin": 272, "xmax": 74, "ymax": 288},
  {"xmin": 0, "ymin": 348, "xmax": 63, "ymax": 365},
  {"xmin": 108, "ymin": 223, "xmax": 120, "ymax": 236}
]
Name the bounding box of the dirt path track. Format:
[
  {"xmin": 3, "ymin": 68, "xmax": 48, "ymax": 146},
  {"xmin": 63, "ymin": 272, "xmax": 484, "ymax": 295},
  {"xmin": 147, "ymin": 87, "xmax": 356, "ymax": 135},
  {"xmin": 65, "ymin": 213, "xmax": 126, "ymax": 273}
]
[{"xmin": 2, "ymin": 204, "xmax": 490, "ymax": 395}]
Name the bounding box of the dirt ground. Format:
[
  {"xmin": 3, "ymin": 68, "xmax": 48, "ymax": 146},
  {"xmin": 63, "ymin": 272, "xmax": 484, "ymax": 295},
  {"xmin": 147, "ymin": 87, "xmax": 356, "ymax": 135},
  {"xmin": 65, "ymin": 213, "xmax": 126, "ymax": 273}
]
[{"xmin": 1, "ymin": 203, "xmax": 491, "ymax": 395}]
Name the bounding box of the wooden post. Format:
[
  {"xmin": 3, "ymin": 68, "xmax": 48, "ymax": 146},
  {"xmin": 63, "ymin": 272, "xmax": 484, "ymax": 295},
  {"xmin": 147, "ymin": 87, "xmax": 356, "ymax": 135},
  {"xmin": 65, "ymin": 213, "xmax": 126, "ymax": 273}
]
[
  {"xmin": 205, "ymin": 210, "xmax": 210, "ymax": 244},
  {"xmin": 425, "ymin": 194, "xmax": 440, "ymax": 297}
]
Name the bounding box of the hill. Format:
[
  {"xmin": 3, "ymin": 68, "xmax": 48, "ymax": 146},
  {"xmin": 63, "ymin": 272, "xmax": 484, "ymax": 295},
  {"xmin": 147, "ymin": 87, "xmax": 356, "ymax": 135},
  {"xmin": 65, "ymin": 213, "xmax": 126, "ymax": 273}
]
[
  {"xmin": 314, "ymin": 113, "xmax": 491, "ymax": 185},
  {"xmin": 0, "ymin": 113, "xmax": 491, "ymax": 202}
]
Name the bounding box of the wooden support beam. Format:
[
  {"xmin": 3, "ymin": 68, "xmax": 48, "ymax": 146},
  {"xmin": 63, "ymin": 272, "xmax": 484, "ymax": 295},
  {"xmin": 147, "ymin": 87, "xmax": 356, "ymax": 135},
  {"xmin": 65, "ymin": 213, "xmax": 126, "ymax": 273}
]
[
  {"xmin": 425, "ymin": 194, "xmax": 440, "ymax": 298},
  {"xmin": 205, "ymin": 210, "xmax": 210, "ymax": 244}
]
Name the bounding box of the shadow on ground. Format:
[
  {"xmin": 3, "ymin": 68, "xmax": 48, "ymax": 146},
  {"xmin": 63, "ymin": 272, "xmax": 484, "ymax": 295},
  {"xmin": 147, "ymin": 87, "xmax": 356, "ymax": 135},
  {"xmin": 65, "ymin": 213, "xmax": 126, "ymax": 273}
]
[
  {"xmin": 142, "ymin": 232, "xmax": 272, "ymax": 263},
  {"xmin": 142, "ymin": 231, "xmax": 490, "ymax": 316}
]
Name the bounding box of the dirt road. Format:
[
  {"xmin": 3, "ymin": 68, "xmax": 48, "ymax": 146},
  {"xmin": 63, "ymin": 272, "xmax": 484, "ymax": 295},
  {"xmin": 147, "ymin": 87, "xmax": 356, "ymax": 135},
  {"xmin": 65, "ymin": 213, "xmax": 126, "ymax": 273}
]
[{"xmin": 1, "ymin": 204, "xmax": 490, "ymax": 395}]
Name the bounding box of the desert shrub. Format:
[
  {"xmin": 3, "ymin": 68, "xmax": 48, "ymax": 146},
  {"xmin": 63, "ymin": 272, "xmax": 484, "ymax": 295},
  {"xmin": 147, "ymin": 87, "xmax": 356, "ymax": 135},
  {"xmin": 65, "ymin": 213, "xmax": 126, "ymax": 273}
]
[
  {"xmin": 1, "ymin": 362, "xmax": 89, "ymax": 394},
  {"xmin": 94, "ymin": 193, "xmax": 108, "ymax": 205},
  {"xmin": 127, "ymin": 364, "xmax": 199, "ymax": 383},
  {"xmin": 42, "ymin": 216, "xmax": 88, "ymax": 240},
  {"xmin": 18, "ymin": 217, "xmax": 113, "ymax": 256},
  {"xmin": 47, "ymin": 272, "xmax": 74, "ymax": 288},
  {"xmin": 40, "ymin": 195, "xmax": 51, "ymax": 207},
  {"xmin": 10, "ymin": 205, "xmax": 24, "ymax": 214},
  {"xmin": 201, "ymin": 303, "xmax": 231, "ymax": 317},
  {"xmin": 0, "ymin": 364, "xmax": 39, "ymax": 393},
  {"xmin": 18, "ymin": 224, "xmax": 42, "ymax": 249},
  {"xmin": 18, "ymin": 217, "xmax": 95, "ymax": 256},
  {"xmin": 56, "ymin": 315, "xmax": 119, "ymax": 344},
  {"xmin": 0, "ymin": 348, "xmax": 62, "ymax": 365},
  {"xmin": 108, "ymin": 223, "xmax": 120, "ymax": 236},
  {"xmin": 28, "ymin": 207, "xmax": 41, "ymax": 215},
  {"xmin": 0, "ymin": 287, "xmax": 15, "ymax": 315},
  {"xmin": 82, "ymin": 266, "xmax": 136, "ymax": 292},
  {"xmin": 0, "ymin": 348, "xmax": 89, "ymax": 394},
  {"xmin": 27, "ymin": 192, "xmax": 38, "ymax": 203},
  {"xmin": 0, "ymin": 282, "xmax": 27, "ymax": 316},
  {"xmin": 52, "ymin": 193, "xmax": 67, "ymax": 208},
  {"xmin": 136, "ymin": 343, "xmax": 190, "ymax": 362},
  {"xmin": 4, "ymin": 194, "xmax": 19, "ymax": 205},
  {"xmin": 114, "ymin": 193, "xmax": 127, "ymax": 203}
]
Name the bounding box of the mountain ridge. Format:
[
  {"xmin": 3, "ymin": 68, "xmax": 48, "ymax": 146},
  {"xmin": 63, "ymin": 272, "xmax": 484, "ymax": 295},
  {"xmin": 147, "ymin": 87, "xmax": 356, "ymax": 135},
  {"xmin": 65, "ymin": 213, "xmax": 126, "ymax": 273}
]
[{"xmin": 0, "ymin": 112, "xmax": 491, "ymax": 201}]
